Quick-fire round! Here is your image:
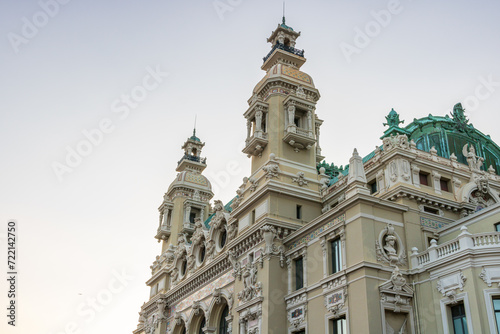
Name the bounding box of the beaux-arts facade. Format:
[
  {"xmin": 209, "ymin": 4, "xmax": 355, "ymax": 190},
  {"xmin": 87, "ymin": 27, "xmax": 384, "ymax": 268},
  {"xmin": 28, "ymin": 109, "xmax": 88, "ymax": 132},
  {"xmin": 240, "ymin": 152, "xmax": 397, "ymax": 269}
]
[{"xmin": 133, "ymin": 19, "xmax": 500, "ymax": 334}]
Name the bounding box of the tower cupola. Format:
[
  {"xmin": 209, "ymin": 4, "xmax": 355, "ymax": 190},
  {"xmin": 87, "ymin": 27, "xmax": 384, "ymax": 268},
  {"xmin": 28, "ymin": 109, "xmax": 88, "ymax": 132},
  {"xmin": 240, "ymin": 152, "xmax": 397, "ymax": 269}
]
[
  {"xmin": 262, "ymin": 17, "xmax": 305, "ymax": 71},
  {"xmin": 176, "ymin": 129, "xmax": 207, "ymax": 173}
]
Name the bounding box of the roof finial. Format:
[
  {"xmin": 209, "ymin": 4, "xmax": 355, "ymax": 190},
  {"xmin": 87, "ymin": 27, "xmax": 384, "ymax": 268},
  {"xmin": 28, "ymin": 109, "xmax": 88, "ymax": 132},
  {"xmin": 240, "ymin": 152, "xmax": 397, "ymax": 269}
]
[
  {"xmin": 193, "ymin": 115, "xmax": 197, "ymax": 137},
  {"xmin": 282, "ymin": 1, "xmax": 286, "ymax": 25}
]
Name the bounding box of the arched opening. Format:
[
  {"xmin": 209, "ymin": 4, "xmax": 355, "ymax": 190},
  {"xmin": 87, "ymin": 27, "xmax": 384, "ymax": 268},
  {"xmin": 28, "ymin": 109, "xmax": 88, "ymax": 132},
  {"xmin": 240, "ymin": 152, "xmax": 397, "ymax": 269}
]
[
  {"xmin": 198, "ymin": 316, "xmax": 206, "ymax": 334},
  {"xmin": 284, "ymin": 37, "xmax": 290, "ymax": 47},
  {"xmin": 218, "ymin": 304, "xmax": 229, "ymax": 334},
  {"xmin": 173, "ymin": 320, "xmax": 187, "ymax": 334}
]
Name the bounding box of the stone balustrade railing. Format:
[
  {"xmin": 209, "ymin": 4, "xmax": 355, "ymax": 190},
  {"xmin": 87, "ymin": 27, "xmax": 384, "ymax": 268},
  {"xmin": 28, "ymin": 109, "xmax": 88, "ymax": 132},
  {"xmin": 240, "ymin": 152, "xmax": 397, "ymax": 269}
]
[{"xmin": 410, "ymin": 227, "xmax": 500, "ymax": 269}]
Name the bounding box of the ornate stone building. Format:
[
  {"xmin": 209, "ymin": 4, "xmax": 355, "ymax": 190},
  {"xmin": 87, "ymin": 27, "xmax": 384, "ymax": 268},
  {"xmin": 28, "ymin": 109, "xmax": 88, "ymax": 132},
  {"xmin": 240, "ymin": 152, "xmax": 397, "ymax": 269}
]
[{"xmin": 133, "ymin": 19, "xmax": 500, "ymax": 334}]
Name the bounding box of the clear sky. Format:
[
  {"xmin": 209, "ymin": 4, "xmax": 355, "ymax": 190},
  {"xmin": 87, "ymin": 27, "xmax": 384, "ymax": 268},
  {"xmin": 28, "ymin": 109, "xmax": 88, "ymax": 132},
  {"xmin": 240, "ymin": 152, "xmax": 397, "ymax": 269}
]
[{"xmin": 1, "ymin": 0, "xmax": 500, "ymax": 333}]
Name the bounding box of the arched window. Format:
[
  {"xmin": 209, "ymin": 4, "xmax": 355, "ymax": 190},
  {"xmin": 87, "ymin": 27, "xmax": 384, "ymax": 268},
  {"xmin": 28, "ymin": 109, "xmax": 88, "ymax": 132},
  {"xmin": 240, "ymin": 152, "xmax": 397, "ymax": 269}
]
[
  {"xmin": 180, "ymin": 325, "xmax": 186, "ymax": 334},
  {"xmin": 218, "ymin": 305, "xmax": 229, "ymax": 334},
  {"xmin": 198, "ymin": 317, "xmax": 206, "ymax": 334}
]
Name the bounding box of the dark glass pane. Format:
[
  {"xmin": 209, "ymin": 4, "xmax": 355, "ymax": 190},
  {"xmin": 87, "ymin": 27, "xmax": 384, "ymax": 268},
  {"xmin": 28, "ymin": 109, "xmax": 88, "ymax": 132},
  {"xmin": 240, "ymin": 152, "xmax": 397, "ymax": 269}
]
[
  {"xmin": 199, "ymin": 245, "xmax": 205, "ymax": 262},
  {"xmin": 484, "ymin": 148, "xmax": 500, "ymax": 175},
  {"xmin": 447, "ymin": 134, "xmax": 470, "ymax": 165},
  {"xmin": 416, "ymin": 137, "xmax": 426, "ymax": 151},
  {"xmin": 331, "ymin": 239, "xmax": 341, "ymax": 274},
  {"xmin": 440, "ymin": 179, "xmax": 449, "ymax": 192},
  {"xmin": 493, "ymin": 298, "xmax": 500, "ymax": 310},
  {"xmin": 331, "ymin": 317, "xmax": 346, "ymax": 334},
  {"xmin": 198, "ymin": 317, "xmax": 205, "ymax": 334},
  {"xmin": 419, "ymin": 173, "xmax": 428, "ymax": 186},
  {"xmin": 428, "ymin": 133, "xmax": 447, "ymax": 158},
  {"xmin": 295, "ymin": 258, "xmax": 304, "ymax": 290},
  {"xmin": 220, "ymin": 229, "xmax": 227, "ymax": 248},
  {"xmin": 451, "ymin": 304, "xmax": 468, "ymax": 334},
  {"xmin": 219, "ymin": 305, "xmax": 229, "ymax": 334}
]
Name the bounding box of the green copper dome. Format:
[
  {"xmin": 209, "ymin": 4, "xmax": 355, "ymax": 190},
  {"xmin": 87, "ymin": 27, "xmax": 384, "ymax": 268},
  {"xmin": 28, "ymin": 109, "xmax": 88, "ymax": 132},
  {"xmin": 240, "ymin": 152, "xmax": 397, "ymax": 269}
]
[
  {"xmin": 189, "ymin": 129, "xmax": 201, "ymax": 142},
  {"xmin": 383, "ymin": 103, "xmax": 500, "ymax": 174}
]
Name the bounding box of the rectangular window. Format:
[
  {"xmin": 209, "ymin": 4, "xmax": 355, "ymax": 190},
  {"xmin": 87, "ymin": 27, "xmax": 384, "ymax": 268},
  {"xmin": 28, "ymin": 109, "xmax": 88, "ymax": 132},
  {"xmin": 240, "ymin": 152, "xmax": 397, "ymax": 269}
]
[
  {"xmin": 330, "ymin": 316, "xmax": 347, "ymax": 334},
  {"xmin": 495, "ymin": 223, "xmax": 500, "ymax": 232},
  {"xmin": 494, "ymin": 297, "xmax": 500, "ymax": 333},
  {"xmin": 451, "ymin": 303, "xmax": 468, "ymax": 334},
  {"xmin": 440, "ymin": 178, "xmax": 450, "ymax": 192},
  {"xmin": 251, "ymin": 209, "xmax": 256, "ymax": 224},
  {"xmin": 369, "ymin": 180, "xmax": 377, "ymax": 194},
  {"xmin": 423, "ymin": 206, "xmax": 439, "ymax": 215},
  {"xmin": 189, "ymin": 212, "xmax": 196, "ymax": 224},
  {"xmin": 295, "ymin": 257, "xmax": 304, "ymax": 290},
  {"xmin": 331, "ymin": 238, "xmax": 342, "ymax": 274},
  {"xmin": 296, "ymin": 205, "xmax": 302, "ymax": 220},
  {"xmin": 419, "ymin": 172, "xmax": 429, "ymax": 186},
  {"xmin": 293, "ymin": 331, "xmax": 305, "ymax": 334}
]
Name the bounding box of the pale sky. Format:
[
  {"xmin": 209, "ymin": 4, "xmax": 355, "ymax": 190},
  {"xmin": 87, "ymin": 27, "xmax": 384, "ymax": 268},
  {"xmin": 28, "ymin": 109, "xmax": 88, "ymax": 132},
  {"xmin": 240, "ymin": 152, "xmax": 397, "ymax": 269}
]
[{"xmin": 1, "ymin": 1, "xmax": 500, "ymax": 333}]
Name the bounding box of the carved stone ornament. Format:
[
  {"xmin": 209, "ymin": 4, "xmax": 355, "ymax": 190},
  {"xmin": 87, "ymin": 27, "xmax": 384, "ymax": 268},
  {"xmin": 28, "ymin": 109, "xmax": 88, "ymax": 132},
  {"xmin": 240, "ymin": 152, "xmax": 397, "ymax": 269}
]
[
  {"xmin": 260, "ymin": 225, "xmax": 285, "ymax": 267},
  {"xmin": 436, "ymin": 271, "xmax": 467, "ymax": 303},
  {"xmin": 324, "ymin": 287, "xmax": 347, "ymax": 316},
  {"xmin": 210, "ymin": 200, "xmax": 226, "ymax": 230},
  {"xmin": 190, "ymin": 218, "xmax": 206, "ymax": 246},
  {"xmin": 383, "ymin": 134, "xmax": 410, "ymax": 152},
  {"xmin": 138, "ymin": 310, "xmax": 147, "ymax": 328},
  {"xmin": 237, "ymin": 262, "xmax": 262, "ymax": 303},
  {"xmin": 249, "ymin": 177, "xmax": 259, "ymax": 192},
  {"xmin": 469, "ymin": 173, "xmax": 497, "ymax": 210},
  {"xmin": 231, "ymin": 179, "xmax": 247, "ymax": 210},
  {"xmin": 463, "ymin": 143, "xmax": 484, "ymax": 171},
  {"xmin": 296, "ymin": 85, "xmax": 306, "ymax": 99},
  {"xmin": 379, "ymin": 266, "xmax": 413, "ymax": 313},
  {"xmin": 376, "ymin": 223, "xmax": 407, "ymax": 266},
  {"xmin": 227, "ymin": 222, "xmax": 238, "ymax": 241},
  {"xmin": 288, "ymin": 304, "xmax": 307, "ymax": 329},
  {"xmin": 156, "ymin": 298, "xmax": 168, "ymax": 320},
  {"xmin": 228, "ymin": 249, "xmax": 242, "ymax": 280},
  {"xmin": 174, "ymin": 234, "xmax": 187, "ymax": 258},
  {"xmin": 205, "ymin": 240, "xmax": 216, "ymax": 260},
  {"xmin": 385, "ymin": 319, "xmax": 407, "ymax": 334},
  {"xmin": 292, "ymin": 171, "xmax": 308, "ymax": 187},
  {"xmin": 479, "ymin": 266, "xmax": 500, "ymax": 287},
  {"xmin": 262, "ymin": 153, "xmax": 280, "ymax": 179}
]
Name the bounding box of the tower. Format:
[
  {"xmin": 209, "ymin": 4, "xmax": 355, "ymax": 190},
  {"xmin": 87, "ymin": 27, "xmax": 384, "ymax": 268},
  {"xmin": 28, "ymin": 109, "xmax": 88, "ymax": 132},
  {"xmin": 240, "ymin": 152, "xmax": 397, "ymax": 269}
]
[{"xmin": 242, "ymin": 19, "xmax": 324, "ymax": 176}]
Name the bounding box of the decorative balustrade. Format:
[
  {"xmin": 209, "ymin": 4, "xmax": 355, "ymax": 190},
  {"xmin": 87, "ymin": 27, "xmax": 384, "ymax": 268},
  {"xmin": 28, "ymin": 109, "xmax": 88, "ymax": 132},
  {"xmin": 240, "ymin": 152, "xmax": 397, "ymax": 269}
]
[
  {"xmin": 472, "ymin": 232, "xmax": 500, "ymax": 247},
  {"xmin": 263, "ymin": 42, "xmax": 305, "ymax": 63},
  {"xmin": 411, "ymin": 227, "xmax": 500, "ymax": 270},
  {"xmin": 177, "ymin": 154, "xmax": 207, "ymax": 166}
]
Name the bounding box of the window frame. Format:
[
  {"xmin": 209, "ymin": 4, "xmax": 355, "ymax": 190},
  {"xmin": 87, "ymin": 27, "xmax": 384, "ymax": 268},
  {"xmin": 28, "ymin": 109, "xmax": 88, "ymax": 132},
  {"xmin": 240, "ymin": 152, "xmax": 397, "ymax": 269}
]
[
  {"xmin": 295, "ymin": 257, "xmax": 304, "ymax": 290},
  {"xmin": 330, "ymin": 238, "xmax": 342, "ymax": 275}
]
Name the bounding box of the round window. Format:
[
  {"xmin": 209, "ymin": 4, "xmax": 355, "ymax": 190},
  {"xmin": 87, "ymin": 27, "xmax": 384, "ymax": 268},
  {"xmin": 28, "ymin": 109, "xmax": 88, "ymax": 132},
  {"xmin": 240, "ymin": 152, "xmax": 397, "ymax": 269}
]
[
  {"xmin": 219, "ymin": 228, "xmax": 227, "ymax": 249},
  {"xmin": 181, "ymin": 258, "xmax": 187, "ymax": 276},
  {"xmin": 198, "ymin": 244, "xmax": 206, "ymax": 263}
]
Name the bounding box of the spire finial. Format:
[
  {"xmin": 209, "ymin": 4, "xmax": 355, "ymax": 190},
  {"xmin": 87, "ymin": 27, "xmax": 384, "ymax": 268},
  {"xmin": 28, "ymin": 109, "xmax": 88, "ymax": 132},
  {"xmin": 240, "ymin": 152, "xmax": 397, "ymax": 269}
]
[
  {"xmin": 193, "ymin": 115, "xmax": 197, "ymax": 137},
  {"xmin": 282, "ymin": 1, "xmax": 286, "ymax": 25}
]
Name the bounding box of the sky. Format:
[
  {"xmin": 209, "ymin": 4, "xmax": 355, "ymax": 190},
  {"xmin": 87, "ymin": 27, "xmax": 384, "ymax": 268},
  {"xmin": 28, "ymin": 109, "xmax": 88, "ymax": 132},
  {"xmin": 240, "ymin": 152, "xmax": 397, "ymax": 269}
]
[{"xmin": 1, "ymin": 0, "xmax": 500, "ymax": 333}]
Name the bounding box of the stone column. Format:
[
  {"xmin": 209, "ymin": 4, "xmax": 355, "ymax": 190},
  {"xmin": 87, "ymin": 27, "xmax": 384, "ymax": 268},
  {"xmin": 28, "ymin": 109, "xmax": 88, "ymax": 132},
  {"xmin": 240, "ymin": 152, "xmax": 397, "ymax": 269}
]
[
  {"xmin": 286, "ymin": 257, "xmax": 292, "ymax": 294},
  {"xmin": 321, "ymin": 238, "xmax": 328, "ymax": 278},
  {"xmin": 163, "ymin": 208, "xmax": 170, "ymax": 227},
  {"xmin": 255, "ymin": 110, "xmax": 262, "ymax": 132},
  {"xmin": 239, "ymin": 319, "xmax": 246, "ymax": 334},
  {"xmin": 185, "ymin": 205, "xmax": 191, "ymax": 224},
  {"xmin": 307, "ymin": 110, "xmax": 313, "ymax": 137},
  {"xmin": 287, "ymin": 105, "xmax": 296, "ymax": 132},
  {"xmin": 302, "ymin": 250, "xmax": 308, "ymax": 287},
  {"xmin": 246, "ymin": 120, "xmax": 251, "ymax": 141}
]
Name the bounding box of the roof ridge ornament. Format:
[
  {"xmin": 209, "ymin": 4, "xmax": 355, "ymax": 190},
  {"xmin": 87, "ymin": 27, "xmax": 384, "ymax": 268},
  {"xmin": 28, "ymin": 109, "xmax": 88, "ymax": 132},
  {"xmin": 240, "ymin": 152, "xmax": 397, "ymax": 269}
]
[{"xmin": 450, "ymin": 102, "xmax": 473, "ymax": 132}]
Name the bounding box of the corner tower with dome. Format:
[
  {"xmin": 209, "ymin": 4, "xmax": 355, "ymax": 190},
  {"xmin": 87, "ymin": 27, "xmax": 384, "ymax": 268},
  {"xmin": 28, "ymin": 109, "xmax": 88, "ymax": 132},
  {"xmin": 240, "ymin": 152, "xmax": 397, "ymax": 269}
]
[{"xmin": 133, "ymin": 19, "xmax": 500, "ymax": 334}]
